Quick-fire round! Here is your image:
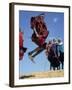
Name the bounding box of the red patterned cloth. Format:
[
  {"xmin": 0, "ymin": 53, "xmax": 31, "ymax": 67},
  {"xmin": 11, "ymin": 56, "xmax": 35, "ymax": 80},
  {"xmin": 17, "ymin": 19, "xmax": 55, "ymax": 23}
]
[
  {"xmin": 19, "ymin": 32, "xmax": 24, "ymax": 48},
  {"xmin": 31, "ymin": 15, "xmax": 49, "ymax": 46},
  {"xmin": 19, "ymin": 32, "xmax": 24, "ymax": 60}
]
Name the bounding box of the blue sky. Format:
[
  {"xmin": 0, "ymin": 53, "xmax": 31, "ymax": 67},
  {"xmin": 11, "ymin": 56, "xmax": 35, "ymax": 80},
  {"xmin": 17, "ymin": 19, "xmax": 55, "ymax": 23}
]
[{"xmin": 19, "ymin": 10, "xmax": 64, "ymax": 75}]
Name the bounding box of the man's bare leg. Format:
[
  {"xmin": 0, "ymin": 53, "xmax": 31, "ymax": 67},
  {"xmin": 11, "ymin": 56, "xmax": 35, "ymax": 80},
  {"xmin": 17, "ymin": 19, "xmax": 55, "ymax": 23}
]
[
  {"xmin": 28, "ymin": 46, "xmax": 41, "ymax": 56},
  {"xmin": 28, "ymin": 43, "xmax": 47, "ymax": 63},
  {"xmin": 28, "ymin": 47, "xmax": 41, "ymax": 63},
  {"xmin": 32, "ymin": 47, "xmax": 45, "ymax": 58}
]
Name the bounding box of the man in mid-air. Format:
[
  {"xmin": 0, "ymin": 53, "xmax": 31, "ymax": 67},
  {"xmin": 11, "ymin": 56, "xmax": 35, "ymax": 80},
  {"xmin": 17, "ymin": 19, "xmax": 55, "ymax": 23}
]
[{"xmin": 28, "ymin": 14, "xmax": 49, "ymax": 62}]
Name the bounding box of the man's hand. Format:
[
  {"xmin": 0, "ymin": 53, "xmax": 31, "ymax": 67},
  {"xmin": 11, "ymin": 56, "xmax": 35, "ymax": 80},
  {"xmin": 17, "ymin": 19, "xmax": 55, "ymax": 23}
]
[{"xmin": 37, "ymin": 35, "xmax": 43, "ymax": 38}]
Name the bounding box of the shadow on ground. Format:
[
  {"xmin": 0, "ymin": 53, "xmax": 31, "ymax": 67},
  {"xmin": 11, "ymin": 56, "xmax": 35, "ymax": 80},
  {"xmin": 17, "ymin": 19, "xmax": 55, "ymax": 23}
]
[{"xmin": 20, "ymin": 75, "xmax": 35, "ymax": 79}]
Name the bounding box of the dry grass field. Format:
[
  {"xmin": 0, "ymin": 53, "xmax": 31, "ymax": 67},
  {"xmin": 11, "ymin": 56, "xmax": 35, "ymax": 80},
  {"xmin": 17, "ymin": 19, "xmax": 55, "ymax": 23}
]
[{"xmin": 20, "ymin": 70, "xmax": 64, "ymax": 79}]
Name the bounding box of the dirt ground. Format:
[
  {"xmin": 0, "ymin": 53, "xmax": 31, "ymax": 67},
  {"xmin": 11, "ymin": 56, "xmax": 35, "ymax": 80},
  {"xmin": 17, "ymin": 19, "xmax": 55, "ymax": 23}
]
[{"xmin": 20, "ymin": 70, "xmax": 64, "ymax": 79}]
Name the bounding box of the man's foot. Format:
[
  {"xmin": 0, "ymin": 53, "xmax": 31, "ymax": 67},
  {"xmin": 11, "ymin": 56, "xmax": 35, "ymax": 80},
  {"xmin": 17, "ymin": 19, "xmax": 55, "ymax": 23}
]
[
  {"xmin": 28, "ymin": 53, "xmax": 35, "ymax": 63},
  {"xmin": 42, "ymin": 42, "xmax": 47, "ymax": 49},
  {"xmin": 28, "ymin": 52, "xmax": 32, "ymax": 56},
  {"xmin": 22, "ymin": 47, "xmax": 27, "ymax": 53}
]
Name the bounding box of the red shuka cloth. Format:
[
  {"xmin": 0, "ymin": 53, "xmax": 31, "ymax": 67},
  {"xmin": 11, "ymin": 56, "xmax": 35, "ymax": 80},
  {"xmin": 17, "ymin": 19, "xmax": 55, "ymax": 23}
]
[{"xmin": 19, "ymin": 32, "xmax": 24, "ymax": 60}]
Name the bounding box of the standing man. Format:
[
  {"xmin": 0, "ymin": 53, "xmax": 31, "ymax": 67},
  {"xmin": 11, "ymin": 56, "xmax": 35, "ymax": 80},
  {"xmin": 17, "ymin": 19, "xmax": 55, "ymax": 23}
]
[
  {"xmin": 52, "ymin": 39, "xmax": 58, "ymax": 57},
  {"xmin": 57, "ymin": 39, "xmax": 64, "ymax": 69},
  {"xmin": 19, "ymin": 30, "xmax": 27, "ymax": 60}
]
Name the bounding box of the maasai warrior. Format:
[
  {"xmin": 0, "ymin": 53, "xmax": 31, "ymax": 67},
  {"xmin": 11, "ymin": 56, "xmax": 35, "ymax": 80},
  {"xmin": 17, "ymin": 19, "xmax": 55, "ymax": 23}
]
[
  {"xmin": 19, "ymin": 31, "xmax": 27, "ymax": 60},
  {"xmin": 28, "ymin": 14, "xmax": 49, "ymax": 62},
  {"xmin": 45, "ymin": 40, "xmax": 60, "ymax": 70},
  {"xmin": 57, "ymin": 39, "xmax": 64, "ymax": 69}
]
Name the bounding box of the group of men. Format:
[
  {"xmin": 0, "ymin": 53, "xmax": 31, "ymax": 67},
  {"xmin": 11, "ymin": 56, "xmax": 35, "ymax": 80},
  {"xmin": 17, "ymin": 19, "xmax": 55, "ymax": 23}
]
[{"xmin": 46, "ymin": 39, "xmax": 64, "ymax": 70}]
